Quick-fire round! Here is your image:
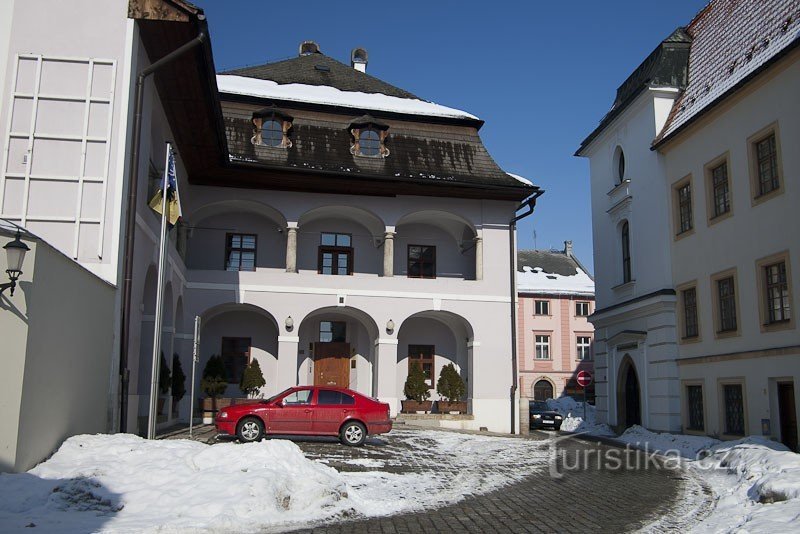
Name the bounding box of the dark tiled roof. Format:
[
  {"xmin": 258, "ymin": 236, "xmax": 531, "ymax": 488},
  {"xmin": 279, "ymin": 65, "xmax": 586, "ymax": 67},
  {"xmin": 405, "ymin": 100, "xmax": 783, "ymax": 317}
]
[
  {"xmin": 655, "ymin": 0, "xmax": 800, "ymax": 145},
  {"xmin": 222, "ymin": 53, "xmax": 420, "ymax": 100},
  {"xmin": 517, "ymin": 249, "xmax": 583, "ymax": 276},
  {"xmin": 575, "ymin": 27, "xmax": 691, "ymax": 155},
  {"xmin": 225, "ymin": 112, "xmax": 527, "ymax": 189}
]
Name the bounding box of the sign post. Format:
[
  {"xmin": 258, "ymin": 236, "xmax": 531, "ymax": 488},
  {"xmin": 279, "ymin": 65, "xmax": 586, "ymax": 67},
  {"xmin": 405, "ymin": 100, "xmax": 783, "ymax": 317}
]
[
  {"xmin": 189, "ymin": 315, "xmax": 201, "ymax": 439},
  {"xmin": 576, "ymin": 370, "xmax": 593, "ymax": 422}
]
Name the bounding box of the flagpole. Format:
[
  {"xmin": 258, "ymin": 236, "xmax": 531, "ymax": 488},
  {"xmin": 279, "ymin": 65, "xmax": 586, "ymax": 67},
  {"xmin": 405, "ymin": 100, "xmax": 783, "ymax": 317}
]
[
  {"xmin": 189, "ymin": 315, "xmax": 201, "ymax": 439},
  {"xmin": 147, "ymin": 143, "xmax": 173, "ymax": 439}
]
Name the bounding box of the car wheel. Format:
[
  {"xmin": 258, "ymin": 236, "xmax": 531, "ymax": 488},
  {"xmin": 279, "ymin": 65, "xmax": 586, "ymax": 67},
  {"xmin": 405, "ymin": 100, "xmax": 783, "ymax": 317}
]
[
  {"xmin": 340, "ymin": 421, "xmax": 367, "ymax": 446},
  {"xmin": 237, "ymin": 417, "xmax": 264, "ymax": 443},
  {"xmin": 554, "ymin": 423, "xmax": 562, "ymax": 431}
]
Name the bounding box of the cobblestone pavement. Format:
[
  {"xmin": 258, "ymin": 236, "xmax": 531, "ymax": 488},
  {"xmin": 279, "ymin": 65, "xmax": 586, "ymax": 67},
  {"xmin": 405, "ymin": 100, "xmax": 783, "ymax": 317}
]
[{"xmin": 160, "ymin": 424, "xmax": 714, "ymax": 533}]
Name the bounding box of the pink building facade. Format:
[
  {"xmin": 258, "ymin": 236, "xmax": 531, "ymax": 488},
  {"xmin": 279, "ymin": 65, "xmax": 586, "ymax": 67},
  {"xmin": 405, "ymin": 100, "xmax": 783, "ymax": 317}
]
[{"xmin": 517, "ymin": 242, "xmax": 595, "ymax": 403}]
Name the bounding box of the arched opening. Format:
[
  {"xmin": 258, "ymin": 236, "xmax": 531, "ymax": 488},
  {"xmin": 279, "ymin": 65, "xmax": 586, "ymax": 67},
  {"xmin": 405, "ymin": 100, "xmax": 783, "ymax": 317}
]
[
  {"xmin": 617, "ymin": 355, "xmax": 641, "ymax": 428},
  {"xmin": 297, "ymin": 205, "xmax": 385, "ymax": 276},
  {"xmin": 185, "ymin": 200, "xmax": 287, "ymax": 271},
  {"xmin": 395, "ymin": 210, "xmax": 477, "ymax": 280},
  {"xmin": 198, "ymin": 303, "xmax": 280, "ymax": 398},
  {"xmin": 297, "ymin": 306, "xmax": 379, "ymax": 396},
  {"xmin": 397, "ymin": 310, "xmax": 474, "ymax": 409},
  {"xmin": 533, "ymin": 379, "xmax": 554, "ymax": 401},
  {"xmin": 620, "ymin": 220, "xmax": 632, "ymax": 283}
]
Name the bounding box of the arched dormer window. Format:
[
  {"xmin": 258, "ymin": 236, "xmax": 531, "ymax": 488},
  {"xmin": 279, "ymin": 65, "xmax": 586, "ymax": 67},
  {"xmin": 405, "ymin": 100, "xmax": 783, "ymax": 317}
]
[
  {"xmin": 251, "ymin": 104, "xmax": 293, "ymax": 148},
  {"xmin": 621, "ymin": 221, "xmax": 632, "ymax": 283},
  {"xmin": 349, "ymin": 114, "xmax": 389, "ymax": 158}
]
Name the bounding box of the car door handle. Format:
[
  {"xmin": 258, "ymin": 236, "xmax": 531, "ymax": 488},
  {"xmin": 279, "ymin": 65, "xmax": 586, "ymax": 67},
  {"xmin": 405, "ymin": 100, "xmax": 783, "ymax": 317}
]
[{"xmin": 304, "ymin": 409, "xmax": 312, "ymax": 413}]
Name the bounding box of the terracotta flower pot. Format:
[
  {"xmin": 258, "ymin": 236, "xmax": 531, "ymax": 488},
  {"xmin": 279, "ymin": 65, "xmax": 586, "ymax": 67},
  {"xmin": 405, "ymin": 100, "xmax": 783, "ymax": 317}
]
[{"xmin": 401, "ymin": 400, "xmax": 433, "ymax": 414}]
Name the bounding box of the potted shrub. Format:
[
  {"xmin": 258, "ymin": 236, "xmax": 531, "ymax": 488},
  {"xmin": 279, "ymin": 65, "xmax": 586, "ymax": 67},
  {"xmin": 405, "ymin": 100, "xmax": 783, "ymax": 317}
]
[
  {"xmin": 436, "ymin": 363, "xmax": 467, "ymax": 414},
  {"xmin": 239, "ymin": 358, "xmax": 266, "ymax": 402},
  {"xmin": 157, "ymin": 352, "xmax": 171, "ymax": 415},
  {"xmin": 171, "ymin": 353, "xmax": 186, "ymax": 417},
  {"xmin": 200, "ymin": 355, "xmax": 229, "ymax": 422},
  {"xmin": 401, "ymin": 364, "xmax": 432, "ymax": 413}
]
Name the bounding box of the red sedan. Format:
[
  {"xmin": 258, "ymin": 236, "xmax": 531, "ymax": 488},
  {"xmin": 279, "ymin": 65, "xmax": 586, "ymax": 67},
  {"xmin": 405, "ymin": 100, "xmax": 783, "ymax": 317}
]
[{"xmin": 215, "ymin": 386, "xmax": 392, "ymax": 446}]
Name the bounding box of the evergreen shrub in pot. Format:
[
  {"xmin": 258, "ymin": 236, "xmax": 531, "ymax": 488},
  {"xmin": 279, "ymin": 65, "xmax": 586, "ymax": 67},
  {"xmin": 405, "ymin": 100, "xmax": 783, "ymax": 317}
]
[
  {"xmin": 401, "ymin": 364, "xmax": 432, "ymax": 413},
  {"xmin": 436, "ymin": 363, "xmax": 467, "ymax": 414}
]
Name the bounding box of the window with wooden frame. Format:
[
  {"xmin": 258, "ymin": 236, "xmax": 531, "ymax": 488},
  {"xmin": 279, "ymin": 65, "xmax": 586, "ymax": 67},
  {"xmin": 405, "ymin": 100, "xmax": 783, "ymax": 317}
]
[
  {"xmin": 576, "ymin": 336, "xmax": 592, "ymax": 360},
  {"xmin": 534, "ymin": 334, "xmax": 550, "ymax": 360},
  {"xmin": 748, "ymin": 124, "xmax": 783, "ymax": 204},
  {"xmin": 407, "ymin": 245, "xmax": 436, "ymax": 279},
  {"xmin": 319, "ymin": 321, "xmax": 346, "ymax": 342},
  {"xmin": 673, "ymin": 176, "xmax": 694, "ymax": 236},
  {"xmin": 621, "ymin": 221, "xmax": 632, "ymax": 283},
  {"xmin": 682, "ymin": 286, "xmax": 699, "ymax": 339},
  {"xmin": 685, "ymin": 384, "xmax": 704, "ymax": 432},
  {"xmin": 408, "ymin": 345, "xmax": 434, "ymax": 388},
  {"xmin": 756, "ymin": 252, "xmax": 794, "ymax": 332},
  {"xmin": 534, "ymin": 300, "xmax": 550, "ymax": 316},
  {"xmin": 712, "ymin": 271, "xmax": 739, "ymax": 335},
  {"xmin": 225, "ymin": 233, "xmax": 257, "ymax": 272},
  {"xmin": 318, "ymin": 232, "xmax": 353, "ymax": 275},
  {"xmin": 708, "ymin": 160, "xmax": 731, "ymax": 220},
  {"xmin": 221, "ymin": 337, "xmax": 251, "ymax": 384},
  {"xmin": 575, "ymin": 301, "xmax": 591, "ymax": 317}
]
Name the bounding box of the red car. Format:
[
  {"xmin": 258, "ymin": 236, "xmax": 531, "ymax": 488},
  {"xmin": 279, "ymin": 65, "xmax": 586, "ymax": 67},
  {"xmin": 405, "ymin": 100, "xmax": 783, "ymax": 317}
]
[{"xmin": 215, "ymin": 386, "xmax": 392, "ymax": 446}]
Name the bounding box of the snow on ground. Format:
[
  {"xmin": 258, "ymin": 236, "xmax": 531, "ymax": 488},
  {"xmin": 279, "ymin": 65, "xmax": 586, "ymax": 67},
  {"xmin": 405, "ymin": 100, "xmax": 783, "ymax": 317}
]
[
  {"xmin": 216, "ymin": 75, "xmax": 479, "ymax": 120},
  {"xmin": 546, "ymin": 397, "xmax": 615, "ymax": 436},
  {"xmin": 0, "ymin": 429, "xmax": 550, "ymax": 533},
  {"xmin": 600, "ymin": 425, "xmax": 800, "ymax": 533}
]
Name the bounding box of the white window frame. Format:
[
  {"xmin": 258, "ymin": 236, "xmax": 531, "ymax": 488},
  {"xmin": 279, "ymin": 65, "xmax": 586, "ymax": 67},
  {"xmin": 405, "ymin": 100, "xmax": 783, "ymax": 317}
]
[
  {"xmin": 576, "ymin": 336, "xmax": 592, "ymax": 361},
  {"xmin": 534, "ymin": 334, "xmax": 550, "ymax": 360}
]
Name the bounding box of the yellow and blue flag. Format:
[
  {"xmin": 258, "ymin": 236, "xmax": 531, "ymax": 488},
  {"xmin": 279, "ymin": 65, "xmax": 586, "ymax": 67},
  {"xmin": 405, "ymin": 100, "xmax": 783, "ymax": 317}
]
[{"xmin": 149, "ymin": 150, "xmax": 182, "ymax": 226}]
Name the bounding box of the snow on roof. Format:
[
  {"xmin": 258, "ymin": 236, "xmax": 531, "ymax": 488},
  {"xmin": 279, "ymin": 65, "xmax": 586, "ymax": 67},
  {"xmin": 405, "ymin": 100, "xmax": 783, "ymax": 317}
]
[
  {"xmin": 506, "ymin": 172, "xmax": 533, "ymax": 186},
  {"xmin": 656, "ymin": 0, "xmax": 800, "ymax": 144},
  {"xmin": 517, "ymin": 264, "xmax": 595, "ymax": 296},
  {"xmin": 217, "ymin": 75, "xmax": 479, "ymax": 121}
]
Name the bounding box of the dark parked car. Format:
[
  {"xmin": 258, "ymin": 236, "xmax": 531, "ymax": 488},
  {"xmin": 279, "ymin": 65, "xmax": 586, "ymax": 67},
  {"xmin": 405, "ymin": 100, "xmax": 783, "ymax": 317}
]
[
  {"xmin": 529, "ymin": 400, "xmax": 563, "ymax": 430},
  {"xmin": 215, "ymin": 386, "xmax": 392, "ymax": 446}
]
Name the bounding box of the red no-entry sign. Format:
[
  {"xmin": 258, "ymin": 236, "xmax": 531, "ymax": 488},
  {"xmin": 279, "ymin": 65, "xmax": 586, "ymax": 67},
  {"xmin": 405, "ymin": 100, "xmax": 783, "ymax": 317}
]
[{"xmin": 577, "ymin": 370, "xmax": 593, "ymax": 388}]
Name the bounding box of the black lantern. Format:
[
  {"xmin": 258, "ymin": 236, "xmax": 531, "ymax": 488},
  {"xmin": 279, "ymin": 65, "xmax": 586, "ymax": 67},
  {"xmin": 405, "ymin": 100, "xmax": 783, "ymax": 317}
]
[{"xmin": 1, "ymin": 230, "xmax": 30, "ymax": 297}]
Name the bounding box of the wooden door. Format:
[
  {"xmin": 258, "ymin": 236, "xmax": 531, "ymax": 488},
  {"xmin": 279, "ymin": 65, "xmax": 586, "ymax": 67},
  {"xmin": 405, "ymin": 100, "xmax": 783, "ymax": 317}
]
[
  {"xmin": 778, "ymin": 382, "xmax": 798, "ymax": 452},
  {"xmin": 314, "ymin": 342, "xmax": 350, "ymax": 387}
]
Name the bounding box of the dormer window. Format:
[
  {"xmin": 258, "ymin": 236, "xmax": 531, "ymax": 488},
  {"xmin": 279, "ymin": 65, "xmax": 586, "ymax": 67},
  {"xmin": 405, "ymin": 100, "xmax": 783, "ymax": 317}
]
[
  {"xmin": 359, "ymin": 128, "xmax": 381, "ymax": 157},
  {"xmin": 349, "ymin": 114, "xmax": 389, "ymax": 158},
  {"xmin": 251, "ymin": 105, "xmax": 293, "ymax": 149},
  {"xmin": 260, "ymin": 119, "xmax": 284, "ymax": 147}
]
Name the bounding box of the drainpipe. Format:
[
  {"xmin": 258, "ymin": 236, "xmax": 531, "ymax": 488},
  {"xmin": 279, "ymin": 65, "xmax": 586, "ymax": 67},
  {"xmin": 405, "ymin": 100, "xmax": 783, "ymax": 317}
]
[
  {"xmin": 509, "ymin": 189, "xmax": 544, "ymax": 434},
  {"xmin": 118, "ymin": 28, "xmax": 207, "ymax": 433}
]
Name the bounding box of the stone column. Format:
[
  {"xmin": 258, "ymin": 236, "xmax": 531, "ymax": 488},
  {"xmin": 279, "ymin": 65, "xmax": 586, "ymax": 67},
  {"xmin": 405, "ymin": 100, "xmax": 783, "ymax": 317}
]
[
  {"xmin": 382, "ymin": 230, "xmax": 395, "ymax": 277},
  {"xmin": 474, "ymin": 235, "xmax": 483, "ymax": 280},
  {"xmin": 374, "ymin": 339, "xmax": 399, "ymax": 415},
  {"xmin": 285, "ymin": 224, "xmax": 298, "ymax": 273}
]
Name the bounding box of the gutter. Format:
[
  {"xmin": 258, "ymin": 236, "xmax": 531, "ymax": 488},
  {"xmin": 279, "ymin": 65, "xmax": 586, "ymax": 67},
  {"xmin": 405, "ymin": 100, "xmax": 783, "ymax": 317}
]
[
  {"xmin": 118, "ymin": 25, "xmax": 208, "ymax": 433},
  {"xmin": 508, "ymin": 188, "xmax": 544, "ymax": 434}
]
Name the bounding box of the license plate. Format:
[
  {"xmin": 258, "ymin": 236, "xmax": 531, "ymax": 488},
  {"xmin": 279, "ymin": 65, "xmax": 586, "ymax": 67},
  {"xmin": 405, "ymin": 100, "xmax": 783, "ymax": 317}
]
[{"xmin": 543, "ymin": 420, "xmax": 554, "ymax": 424}]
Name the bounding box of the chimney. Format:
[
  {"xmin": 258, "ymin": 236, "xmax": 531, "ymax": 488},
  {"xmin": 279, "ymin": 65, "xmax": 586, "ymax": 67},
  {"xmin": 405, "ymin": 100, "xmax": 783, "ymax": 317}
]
[
  {"xmin": 299, "ymin": 40, "xmax": 320, "ymax": 56},
  {"xmin": 564, "ymin": 240, "xmax": 573, "ymax": 256},
  {"xmin": 351, "ymin": 47, "xmax": 368, "ymax": 72}
]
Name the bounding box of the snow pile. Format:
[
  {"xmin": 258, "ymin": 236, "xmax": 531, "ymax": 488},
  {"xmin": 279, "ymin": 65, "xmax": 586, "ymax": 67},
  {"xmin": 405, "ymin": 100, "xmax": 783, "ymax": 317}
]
[
  {"xmin": 617, "ymin": 425, "xmax": 720, "ymax": 458},
  {"xmin": 691, "ymin": 437, "xmax": 800, "ymax": 533},
  {"xmin": 517, "ymin": 265, "xmax": 594, "ymax": 295},
  {"xmin": 0, "ymin": 429, "xmax": 551, "ymax": 532},
  {"xmin": 0, "ymin": 434, "xmax": 347, "ymax": 532},
  {"xmin": 546, "ymin": 397, "xmax": 614, "ymax": 436},
  {"xmin": 217, "ymin": 75, "xmax": 479, "ymax": 120},
  {"xmin": 506, "ymin": 172, "xmax": 533, "ymax": 186}
]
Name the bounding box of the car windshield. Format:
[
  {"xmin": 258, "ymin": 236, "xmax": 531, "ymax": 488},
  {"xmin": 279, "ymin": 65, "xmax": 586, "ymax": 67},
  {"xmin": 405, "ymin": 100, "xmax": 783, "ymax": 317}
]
[
  {"xmin": 263, "ymin": 388, "xmax": 293, "ymax": 404},
  {"xmin": 531, "ymin": 402, "xmax": 549, "ymax": 411}
]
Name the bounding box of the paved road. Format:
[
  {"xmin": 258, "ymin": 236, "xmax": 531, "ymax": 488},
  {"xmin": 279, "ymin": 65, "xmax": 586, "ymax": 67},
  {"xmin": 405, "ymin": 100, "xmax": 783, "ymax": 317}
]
[{"xmin": 160, "ymin": 424, "xmax": 713, "ymax": 533}]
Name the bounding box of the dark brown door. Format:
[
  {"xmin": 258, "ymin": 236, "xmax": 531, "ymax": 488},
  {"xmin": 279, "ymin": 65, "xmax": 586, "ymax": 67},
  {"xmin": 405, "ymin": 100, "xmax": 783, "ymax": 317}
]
[
  {"xmin": 778, "ymin": 382, "xmax": 798, "ymax": 452},
  {"xmin": 314, "ymin": 342, "xmax": 350, "ymax": 387}
]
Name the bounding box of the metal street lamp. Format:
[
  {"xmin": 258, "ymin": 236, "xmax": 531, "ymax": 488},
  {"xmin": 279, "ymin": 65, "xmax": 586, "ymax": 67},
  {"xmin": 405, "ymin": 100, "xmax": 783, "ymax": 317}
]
[{"xmin": 0, "ymin": 230, "xmax": 30, "ymax": 297}]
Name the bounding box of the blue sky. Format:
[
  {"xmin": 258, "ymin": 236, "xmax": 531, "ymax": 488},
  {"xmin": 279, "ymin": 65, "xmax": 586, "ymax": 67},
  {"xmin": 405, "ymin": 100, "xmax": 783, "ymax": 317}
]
[{"xmin": 195, "ymin": 0, "xmax": 708, "ymax": 272}]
